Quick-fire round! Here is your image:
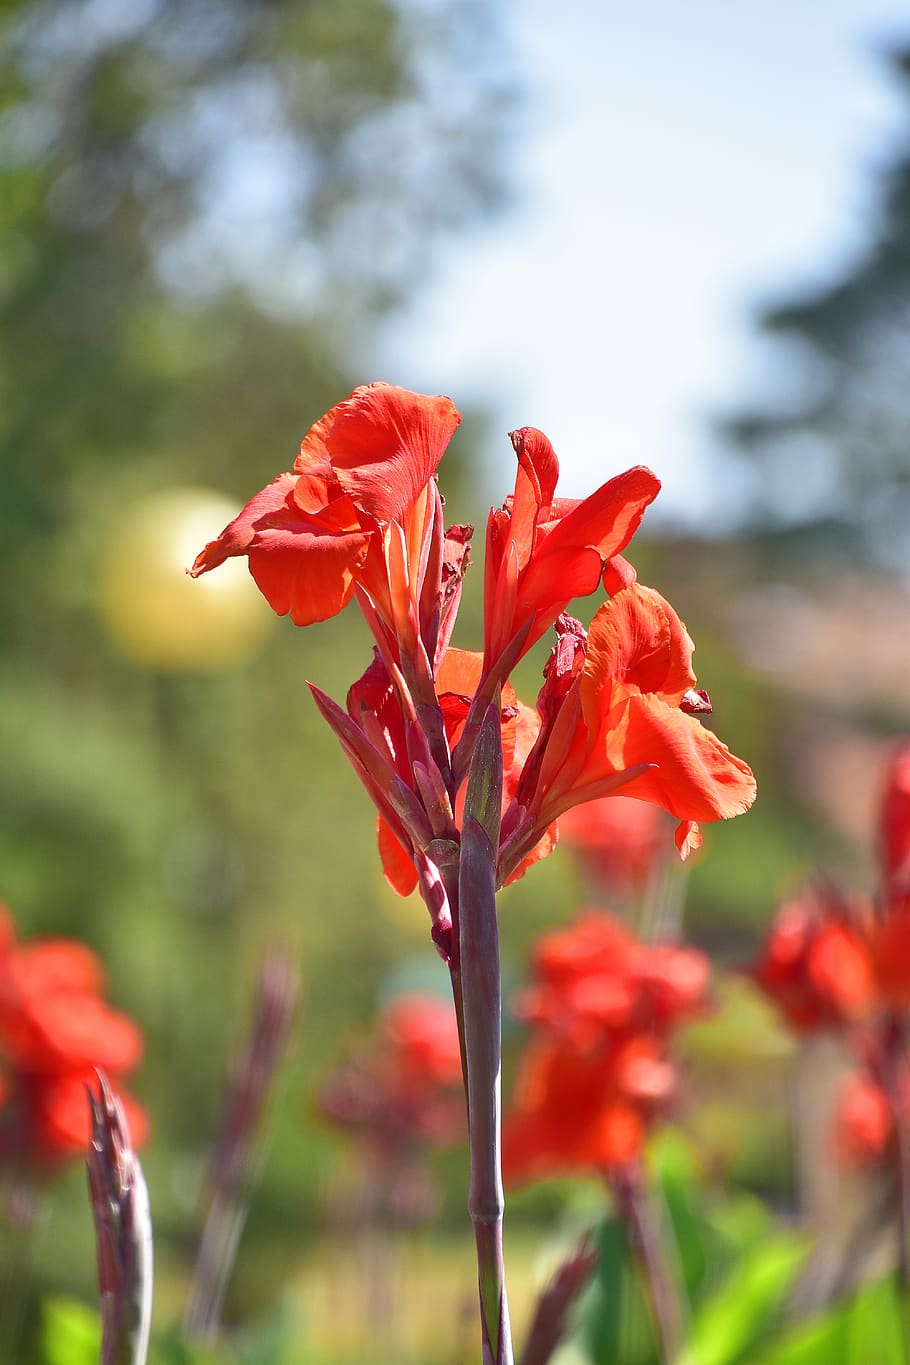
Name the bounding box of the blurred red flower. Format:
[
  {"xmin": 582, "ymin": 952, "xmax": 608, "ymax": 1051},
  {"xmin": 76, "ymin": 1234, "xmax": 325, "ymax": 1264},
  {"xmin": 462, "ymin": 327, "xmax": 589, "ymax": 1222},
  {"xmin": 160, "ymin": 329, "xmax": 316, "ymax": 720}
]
[
  {"xmin": 0, "ymin": 906, "xmax": 146, "ymax": 1167},
  {"xmin": 880, "ymin": 742, "xmax": 910, "ymax": 915},
  {"xmin": 503, "ymin": 913, "xmax": 709, "ymax": 1184},
  {"xmin": 558, "ymin": 795, "xmax": 670, "ymax": 893},
  {"xmin": 751, "ymin": 892, "xmax": 875, "ymax": 1034},
  {"xmin": 834, "ymin": 1072, "xmax": 896, "ymax": 1168},
  {"xmin": 318, "ymin": 991, "xmax": 464, "ymax": 1151}
]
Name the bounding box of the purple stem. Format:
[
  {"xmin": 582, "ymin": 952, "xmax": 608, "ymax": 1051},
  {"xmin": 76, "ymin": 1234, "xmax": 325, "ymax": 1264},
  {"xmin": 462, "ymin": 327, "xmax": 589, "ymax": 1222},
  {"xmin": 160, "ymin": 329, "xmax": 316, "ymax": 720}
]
[
  {"xmin": 456, "ymin": 705, "xmax": 514, "ymax": 1364},
  {"xmin": 612, "ymin": 1161, "xmax": 684, "ymax": 1365},
  {"xmin": 86, "ymin": 1074, "xmax": 153, "ymax": 1365}
]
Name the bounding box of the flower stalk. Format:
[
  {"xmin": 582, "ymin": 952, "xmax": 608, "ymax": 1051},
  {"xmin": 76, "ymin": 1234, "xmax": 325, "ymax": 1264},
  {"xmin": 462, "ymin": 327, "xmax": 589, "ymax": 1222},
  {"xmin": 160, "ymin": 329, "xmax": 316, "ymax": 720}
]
[
  {"xmin": 86, "ymin": 1073, "xmax": 153, "ymax": 1365},
  {"xmin": 184, "ymin": 948, "xmax": 298, "ymax": 1345},
  {"xmin": 459, "ymin": 704, "xmax": 513, "ymax": 1364}
]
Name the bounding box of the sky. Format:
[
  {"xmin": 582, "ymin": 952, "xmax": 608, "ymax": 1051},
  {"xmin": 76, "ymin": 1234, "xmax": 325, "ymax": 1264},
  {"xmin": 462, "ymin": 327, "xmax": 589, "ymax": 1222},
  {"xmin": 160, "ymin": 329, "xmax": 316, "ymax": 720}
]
[{"xmin": 380, "ymin": 0, "xmax": 910, "ymax": 528}]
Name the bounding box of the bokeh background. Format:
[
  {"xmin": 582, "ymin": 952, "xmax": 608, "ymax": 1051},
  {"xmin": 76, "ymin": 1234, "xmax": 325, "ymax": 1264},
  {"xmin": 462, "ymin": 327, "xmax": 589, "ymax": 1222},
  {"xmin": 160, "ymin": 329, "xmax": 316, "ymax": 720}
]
[{"xmin": 4, "ymin": 0, "xmax": 910, "ymax": 1360}]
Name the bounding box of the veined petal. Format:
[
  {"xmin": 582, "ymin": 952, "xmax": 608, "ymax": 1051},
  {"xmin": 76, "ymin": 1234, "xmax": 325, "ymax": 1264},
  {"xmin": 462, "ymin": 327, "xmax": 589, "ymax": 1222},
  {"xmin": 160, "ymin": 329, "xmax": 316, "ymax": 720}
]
[
  {"xmin": 507, "ymin": 427, "xmax": 560, "ymax": 568},
  {"xmin": 607, "ymin": 693, "xmax": 756, "ymax": 824},
  {"xmin": 248, "ymin": 526, "xmax": 371, "ymax": 625},
  {"xmin": 190, "ymin": 473, "xmax": 299, "ymax": 576},
  {"xmin": 294, "ymin": 383, "xmax": 460, "ymax": 524},
  {"xmin": 510, "ymin": 427, "xmax": 559, "ymax": 516},
  {"xmin": 513, "ymin": 546, "xmax": 606, "ymax": 631},
  {"xmin": 581, "ymin": 585, "xmax": 697, "ymax": 710},
  {"xmin": 528, "ymin": 465, "xmax": 660, "ymax": 580}
]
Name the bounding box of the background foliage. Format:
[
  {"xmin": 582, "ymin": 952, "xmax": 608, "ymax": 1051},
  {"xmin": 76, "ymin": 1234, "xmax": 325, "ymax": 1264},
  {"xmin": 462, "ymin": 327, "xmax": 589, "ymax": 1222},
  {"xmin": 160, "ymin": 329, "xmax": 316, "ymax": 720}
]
[{"xmin": 3, "ymin": 1, "xmax": 910, "ymax": 1361}]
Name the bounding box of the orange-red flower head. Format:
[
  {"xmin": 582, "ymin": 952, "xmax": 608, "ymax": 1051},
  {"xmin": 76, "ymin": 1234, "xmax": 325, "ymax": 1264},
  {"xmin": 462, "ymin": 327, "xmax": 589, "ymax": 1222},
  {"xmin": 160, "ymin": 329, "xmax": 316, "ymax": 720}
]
[
  {"xmin": 558, "ymin": 795, "xmax": 671, "ymax": 892},
  {"xmin": 0, "ymin": 907, "xmax": 146, "ymax": 1167},
  {"xmin": 751, "ymin": 892, "xmax": 874, "ymax": 1035},
  {"xmin": 503, "ymin": 912, "xmax": 710, "ymax": 1185},
  {"xmin": 191, "ymin": 384, "xmax": 460, "ymax": 631},
  {"xmin": 500, "ymin": 586, "xmax": 756, "ymax": 879}
]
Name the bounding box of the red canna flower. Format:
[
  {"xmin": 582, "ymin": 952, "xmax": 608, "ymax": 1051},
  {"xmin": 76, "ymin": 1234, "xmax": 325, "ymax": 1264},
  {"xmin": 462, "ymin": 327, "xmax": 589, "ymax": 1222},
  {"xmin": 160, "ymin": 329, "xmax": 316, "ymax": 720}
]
[
  {"xmin": 751, "ymin": 892, "xmax": 875, "ymax": 1034},
  {"xmin": 191, "ymin": 384, "xmax": 461, "ymax": 643},
  {"xmin": 0, "ymin": 906, "xmax": 146, "ymax": 1167},
  {"xmin": 503, "ymin": 912, "xmax": 709, "ymax": 1185},
  {"xmin": 482, "ymin": 427, "xmax": 660, "ymax": 677},
  {"xmin": 499, "ymin": 586, "xmax": 756, "ymax": 880}
]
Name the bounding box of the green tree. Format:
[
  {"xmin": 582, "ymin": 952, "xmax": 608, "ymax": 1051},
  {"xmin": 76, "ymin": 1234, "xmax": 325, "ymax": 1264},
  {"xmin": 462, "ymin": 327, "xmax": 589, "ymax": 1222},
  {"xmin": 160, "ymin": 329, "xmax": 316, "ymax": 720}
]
[{"xmin": 721, "ymin": 47, "xmax": 910, "ymax": 571}]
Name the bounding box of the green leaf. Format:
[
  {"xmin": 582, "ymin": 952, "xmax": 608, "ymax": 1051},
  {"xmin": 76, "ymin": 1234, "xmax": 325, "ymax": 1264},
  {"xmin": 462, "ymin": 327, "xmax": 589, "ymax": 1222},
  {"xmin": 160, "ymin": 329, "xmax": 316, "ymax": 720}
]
[
  {"xmin": 650, "ymin": 1134, "xmax": 711, "ymax": 1307},
  {"xmin": 740, "ymin": 1309, "xmax": 849, "ymax": 1365},
  {"xmin": 738, "ymin": 1273, "xmax": 907, "ymax": 1365},
  {"xmin": 845, "ymin": 1277, "xmax": 905, "ymax": 1365},
  {"xmin": 678, "ymin": 1236, "xmax": 806, "ymax": 1365},
  {"xmin": 583, "ymin": 1215, "xmax": 661, "ymax": 1365},
  {"xmin": 40, "ymin": 1297, "xmax": 101, "ymax": 1365}
]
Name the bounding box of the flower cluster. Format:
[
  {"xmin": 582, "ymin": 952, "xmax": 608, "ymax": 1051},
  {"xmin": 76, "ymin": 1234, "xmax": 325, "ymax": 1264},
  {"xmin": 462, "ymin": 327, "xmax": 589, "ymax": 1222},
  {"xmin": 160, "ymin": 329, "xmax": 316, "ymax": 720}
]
[
  {"xmin": 192, "ymin": 384, "xmax": 755, "ymax": 949},
  {"xmin": 0, "ymin": 906, "xmax": 146, "ymax": 1169},
  {"xmin": 193, "ymin": 383, "xmax": 755, "ymax": 1360},
  {"xmin": 502, "ymin": 912, "xmax": 710, "ymax": 1182},
  {"xmin": 752, "ymin": 743, "xmax": 910, "ymax": 1168},
  {"xmin": 317, "ymin": 992, "xmax": 464, "ymax": 1155}
]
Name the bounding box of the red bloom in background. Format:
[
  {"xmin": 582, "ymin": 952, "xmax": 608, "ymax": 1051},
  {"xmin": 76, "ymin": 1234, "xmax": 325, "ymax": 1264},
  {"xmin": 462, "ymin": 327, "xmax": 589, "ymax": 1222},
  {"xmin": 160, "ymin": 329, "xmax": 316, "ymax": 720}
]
[
  {"xmin": 318, "ymin": 992, "xmax": 464, "ymax": 1151},
  {"xmin": 483, "ymin": 427, "xmax": 660, "ymax": 674},
  {"xmin": 880, "ymin": 743, "xmax": 910, "ymax": 913},
  {"xmin": 558, "ymin": 795, "xmax": 670, "ymax": 893},
  {"xmin": 834, "ymin": 1072, "xmax": 897, "ymax": 1168},
  {"xmin": 751, "ymin": 892, "xmax": 875, "ymax": 1034},
  {"xmin": 873, "ymin": 745, "xmax": 910, "ymax": 1008},
  {"xmin": 191, "ymin": 383, "xmax": 460, "ymax": 630},
  {"xmin": 502, "ymin": 913, "xmax": 709, "ymax": 1184},
  {"xmin": 0, "ymin": 906, "xmax": 146, "ymax": 1167}
]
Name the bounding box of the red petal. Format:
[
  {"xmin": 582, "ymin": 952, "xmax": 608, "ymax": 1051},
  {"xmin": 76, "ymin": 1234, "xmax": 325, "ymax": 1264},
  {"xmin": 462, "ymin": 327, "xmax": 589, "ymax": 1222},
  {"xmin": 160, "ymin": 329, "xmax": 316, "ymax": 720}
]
[
  {"xmin": 377, "ymin": 817, "xmax": 419, "ymax": 897},
  {"xmin": 248, "ymin": 526, "xmax": 371, "ymax": 625},
  {"xmin": 295, "ymin": 384, "xmax": 460, "ymax": 524},
  {"xmin": 525, "ymin": 466, "xmax": 659, "ymax": 588},
  {"xmin": 605, "ymin": 693, "xmax": 757, "ymax": 824},
  {"xmin": 506, "ymin": 428, "xmax": 560, "ymax": 570},
  {"xmin": 583, "ymin": 586, "xmax": 697, "ymax": 705},
  {"xmin": 514, "ymin": 545, "xmax": 605, "ymax": 630},
  {"xmin": 31, "ymin": 1073, "xmax": 148, "ymax": 1158},
  {"xmin": 12, "ymin": 939, "xmax": 105, "ymax": 996},
  {"xmin": 190, "ymin": 473, "xmax": 299, "ymax": 576},
  {"xmin": 509, "ymin": 427, "xmax": 560, "ymax": 514},
  {"xmin": 675, "ymin": 821, "xmax": 702, "ymax": 860}
]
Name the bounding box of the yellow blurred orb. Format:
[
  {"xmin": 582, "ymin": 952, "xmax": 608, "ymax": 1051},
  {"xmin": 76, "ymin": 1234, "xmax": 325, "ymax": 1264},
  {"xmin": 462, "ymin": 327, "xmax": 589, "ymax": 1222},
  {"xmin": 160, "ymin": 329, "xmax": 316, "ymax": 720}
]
[{"xmin": 98, "ymin": 487, "xmax": 274, "ymax": 671}]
